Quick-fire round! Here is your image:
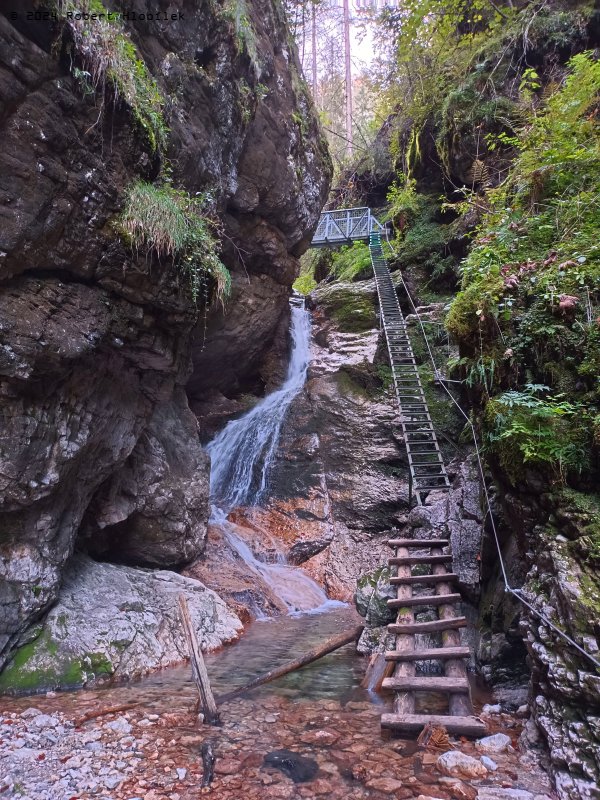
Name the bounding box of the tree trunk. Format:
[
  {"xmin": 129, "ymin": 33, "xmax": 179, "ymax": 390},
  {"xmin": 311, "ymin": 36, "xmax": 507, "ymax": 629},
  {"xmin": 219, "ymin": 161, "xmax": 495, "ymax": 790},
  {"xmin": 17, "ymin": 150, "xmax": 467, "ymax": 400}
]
[
  {"xmin": 215, "ymin": 625, "xmax": 363, "ymax": 705},
  {"xmin": 342, "ymin": 0, "xmax": 353, "ymax": 156}
]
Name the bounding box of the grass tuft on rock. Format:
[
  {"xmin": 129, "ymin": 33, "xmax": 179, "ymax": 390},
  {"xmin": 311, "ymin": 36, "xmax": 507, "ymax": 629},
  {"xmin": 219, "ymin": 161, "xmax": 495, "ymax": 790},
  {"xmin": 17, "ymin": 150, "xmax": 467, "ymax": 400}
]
[{"xmin": 116, "ymin": 181, "xmax": 231, "ymax": 305}]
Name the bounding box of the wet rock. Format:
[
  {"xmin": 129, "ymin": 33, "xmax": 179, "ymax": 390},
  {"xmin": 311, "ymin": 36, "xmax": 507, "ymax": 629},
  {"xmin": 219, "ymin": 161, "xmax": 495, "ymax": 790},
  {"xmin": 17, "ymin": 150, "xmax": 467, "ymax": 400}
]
[
  {"xmin": 482, "ymin": 705, "xmax": 502, "ymax": 715},
  {"xmin": 355, "ymin": 566, "xmax": 397, "ymax": 627},
  {"xmin": 366, "ymin": 776, "xmax": 405, "ymax": 793},
  {"xmin": 299, "ymin": 729, "xmax": 340, "ymax": 746},
  {"xmin": 0, "ymin": 555, "xmax": 242, "ymax": 691},
  {"xmin": 263, "ymin": 749, "xmax": 319, "ymax": 783},
  {"xmin": 476, "ymin": 734, "xmax": 512, "ymax": 755},
  {"xmin": 436, "ymin": 751, "xmax": 488, "ymax": 780},
  {"xmin": 438, "ymin": 777, "xmax": 478, "ymax": 800}
]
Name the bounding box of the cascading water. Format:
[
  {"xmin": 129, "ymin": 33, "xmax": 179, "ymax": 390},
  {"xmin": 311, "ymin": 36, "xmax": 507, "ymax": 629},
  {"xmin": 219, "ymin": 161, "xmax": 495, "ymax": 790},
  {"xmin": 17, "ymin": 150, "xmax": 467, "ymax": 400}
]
[{"xmin": 206, "ymin": 299, "xmax": 343, "ymax": 616}]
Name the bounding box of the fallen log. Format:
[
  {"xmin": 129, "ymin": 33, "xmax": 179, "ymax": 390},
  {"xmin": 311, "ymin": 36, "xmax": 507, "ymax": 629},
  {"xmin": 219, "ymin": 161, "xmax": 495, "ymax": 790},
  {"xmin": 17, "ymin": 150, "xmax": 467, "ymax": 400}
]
[
  {"xmin": 74, "ymin": 701, "xmax": 141, "ymax": 727},
  {"xmin": 178, "ymin": 594, "xmax": 220, "ymax": 726},
  {"xmin": 215, "ymin": 624, "xmax": 363, "ymax": 705}
]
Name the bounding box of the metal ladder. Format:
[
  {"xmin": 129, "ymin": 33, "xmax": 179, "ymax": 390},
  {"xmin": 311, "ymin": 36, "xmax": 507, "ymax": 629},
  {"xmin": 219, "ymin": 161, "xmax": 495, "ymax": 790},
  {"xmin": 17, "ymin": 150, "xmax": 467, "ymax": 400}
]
[{"xmin": 369, "ymin": 233, "xmax": 451, "ymax": 505}]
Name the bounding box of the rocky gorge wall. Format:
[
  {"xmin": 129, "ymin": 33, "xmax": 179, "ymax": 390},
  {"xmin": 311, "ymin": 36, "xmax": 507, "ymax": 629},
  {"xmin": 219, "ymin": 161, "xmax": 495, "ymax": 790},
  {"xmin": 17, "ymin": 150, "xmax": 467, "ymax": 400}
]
[{"xmin": 0, "ymin": 0, "xmax": 331, "ymax": 686}]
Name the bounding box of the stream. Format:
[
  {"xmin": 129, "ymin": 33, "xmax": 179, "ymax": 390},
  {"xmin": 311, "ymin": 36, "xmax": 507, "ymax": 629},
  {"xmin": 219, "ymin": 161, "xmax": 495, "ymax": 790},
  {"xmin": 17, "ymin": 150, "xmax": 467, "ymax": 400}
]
[{"xmin": 0, "ymin": 302, "xmax": 556, "ymax": 800}]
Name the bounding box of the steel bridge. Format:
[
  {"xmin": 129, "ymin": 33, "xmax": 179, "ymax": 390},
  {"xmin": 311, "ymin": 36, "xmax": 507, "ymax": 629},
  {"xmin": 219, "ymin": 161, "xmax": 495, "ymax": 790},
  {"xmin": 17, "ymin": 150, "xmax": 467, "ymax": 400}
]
[{"xmin": 311, "ymin": 207, "xmax": 385, "ymax": 247}]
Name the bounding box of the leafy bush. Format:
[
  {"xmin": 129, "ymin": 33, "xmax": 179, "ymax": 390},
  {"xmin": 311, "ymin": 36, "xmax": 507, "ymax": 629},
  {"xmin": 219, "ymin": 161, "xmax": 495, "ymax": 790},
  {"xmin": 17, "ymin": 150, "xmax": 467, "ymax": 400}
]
[
  {"xmin": 60, "ymin": 0, "xmax": 168, "ymax": 152},
  {"xmin": 293, "ymin": 271, "xmax": 317, "ymax": 295},
  {"xmin": 330, "ymin": 242, "xmax": 373, "ymax": 282},
  {"xmin": 485, "ymin": 384, "xmax": 592, "ymax": 482},
  {"xmin": 116, "ymin": 181, "xmax": 230, "ymax": 304}
]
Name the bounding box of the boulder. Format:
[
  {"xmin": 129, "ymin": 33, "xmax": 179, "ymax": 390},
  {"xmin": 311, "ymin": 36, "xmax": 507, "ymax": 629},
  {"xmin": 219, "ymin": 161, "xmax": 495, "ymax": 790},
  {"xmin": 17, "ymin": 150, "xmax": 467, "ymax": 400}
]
[{"xmin": 0, "ymin": 555, "xmax": 242, "ymax": 693}]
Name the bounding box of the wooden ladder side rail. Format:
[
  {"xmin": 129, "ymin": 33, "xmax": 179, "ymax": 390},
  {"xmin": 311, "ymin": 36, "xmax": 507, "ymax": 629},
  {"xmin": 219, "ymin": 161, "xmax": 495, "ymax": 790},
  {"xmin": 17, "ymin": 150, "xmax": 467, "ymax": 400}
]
[
  {"xmin": 391, "ymin": 545, "xmax": 416, "ymax": 718},
  {"xmin": 432, "ymin": 545, "xmax": 474, "ymax": 717}
]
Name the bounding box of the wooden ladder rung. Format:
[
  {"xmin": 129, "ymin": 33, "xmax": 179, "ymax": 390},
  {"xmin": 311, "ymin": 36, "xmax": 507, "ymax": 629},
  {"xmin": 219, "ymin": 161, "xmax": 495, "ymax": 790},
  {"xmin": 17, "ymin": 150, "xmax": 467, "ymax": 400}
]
[
  {"xmin": 384, "ymin": 646, "xmax": 471, "ymax": 662},
  {"xmin": 388, "ymin": 617, "xmax": 467, "ymax": 635},
  {"xmin": 386, "ymin": 538, "xmax": 449, "ymax": 548},
  {"xmin": 387, "ymin": 593, "xmax": 461, "ymax": 609},
  {"xmin": 381, "ymin": 713, "xmax": 487, "ymax": 737},
  {"xmin": 390, "ymin": 573, "xmax": 458, "ymax": 585},
  {"xmin": 389, "ymin": 554, "xmax": 452, "ymax": 565},
  {"xmin": 382, "ymin": 676, "xmax": 470, "ymax": 693}
]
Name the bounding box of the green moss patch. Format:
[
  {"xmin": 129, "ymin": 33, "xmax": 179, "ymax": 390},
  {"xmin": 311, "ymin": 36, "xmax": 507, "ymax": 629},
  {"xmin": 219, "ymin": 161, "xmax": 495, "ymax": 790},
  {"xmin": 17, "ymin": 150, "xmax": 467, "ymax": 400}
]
[
  {"xmin": 0, "ymin": 630, "xmax": 114, "ymax": 695},
  {"xmin": 313, "ymin": 282, "xmax": 377, "ymax": 333}
]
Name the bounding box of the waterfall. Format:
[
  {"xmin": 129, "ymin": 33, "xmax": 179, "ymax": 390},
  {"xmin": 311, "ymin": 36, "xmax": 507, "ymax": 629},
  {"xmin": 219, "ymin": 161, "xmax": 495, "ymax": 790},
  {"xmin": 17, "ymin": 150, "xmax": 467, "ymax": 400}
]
[
  {"xmin": 206, "ymin": 300, "xmax": 344, "ymax": 615},
  {"xmin": 208, "ymin": 302, "xmax": 311, "ymax": 510}
]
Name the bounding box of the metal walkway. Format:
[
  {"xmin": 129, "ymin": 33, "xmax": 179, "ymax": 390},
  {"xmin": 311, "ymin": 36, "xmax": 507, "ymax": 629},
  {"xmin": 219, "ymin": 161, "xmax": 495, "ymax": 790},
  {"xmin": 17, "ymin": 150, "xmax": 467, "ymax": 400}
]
[
  {"xmin": 311, "ymin": 207, "xmax": 385, "ymax": 247},
  {"xmin": 369, "ymin": 232, "xmax": 485, "ymax": 738}
]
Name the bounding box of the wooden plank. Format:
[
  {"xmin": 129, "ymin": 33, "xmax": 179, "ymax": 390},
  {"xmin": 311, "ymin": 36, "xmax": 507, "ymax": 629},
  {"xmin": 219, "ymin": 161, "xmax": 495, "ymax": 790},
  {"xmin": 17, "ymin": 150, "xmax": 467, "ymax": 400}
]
[
  {"xmin": 178, "ymin": 594, "xmax": 220, "ymax": 725},
  {"xmin": 386, "ymin": 538, "xmax": 449, "ymax": 548},
  {"xmin": 382, "ymin": 675, "xmax": 470, "ymax": 692},
  {"xmin": 387, "ymin": 593, "xmax": 461, "ymax": 609},
  {"xmin": 389, "ymin": 554, "xmax": 452, "ymax": 565},
  {"xmin": 388, "ymin": 617, "xmax": 467, "ymax": 635},
  {"xmin": 384, "ymin": 646, "xmax": 471, "ymax": 662},
  {"xmin": 390, "ymin": 573, "xmax": 458, "ymax": 586},
  {"xmin": 381, "ymin": 713, "xmax": 487, "ymax": 737}
]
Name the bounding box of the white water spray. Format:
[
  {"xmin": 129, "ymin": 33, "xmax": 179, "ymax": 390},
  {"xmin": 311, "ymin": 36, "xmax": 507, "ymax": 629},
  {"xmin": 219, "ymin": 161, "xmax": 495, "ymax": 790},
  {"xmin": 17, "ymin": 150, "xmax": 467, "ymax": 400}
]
[{"xmin": 207, "ymin": 302, "xmax": 343, "ymax": 615}]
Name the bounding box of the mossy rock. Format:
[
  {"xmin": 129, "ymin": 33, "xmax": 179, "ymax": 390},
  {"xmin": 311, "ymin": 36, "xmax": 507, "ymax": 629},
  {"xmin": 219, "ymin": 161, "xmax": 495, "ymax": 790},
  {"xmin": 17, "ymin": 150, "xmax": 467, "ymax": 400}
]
[
  {"xmin": 355, "ymin": 566, "xmax": 396, "ymax": 627},
  {"xmin": 0, "ymin": 628, "xmax": 113, "ymax": 695},
  {"xmin": 312, "ymin": 281, "xmax": 377, "ymax": 333}
]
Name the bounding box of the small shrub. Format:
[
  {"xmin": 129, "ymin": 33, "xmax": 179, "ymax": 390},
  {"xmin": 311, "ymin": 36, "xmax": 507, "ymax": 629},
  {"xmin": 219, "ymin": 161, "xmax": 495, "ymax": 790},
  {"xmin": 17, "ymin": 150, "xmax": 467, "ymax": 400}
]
[
  {"xmin": 116, "ymin": 181, "xmax": 230, "ymax": 305},
  {"xmin": 485, "ymin": 384, "xmax": 592, "ymax": 482},
  {"xmin": 330, "ymin": 242, "xmax": 373, "ymax": 282},
  {"xmin": 59, "ymin": 0, "xmax": 168, "ymax": 152}
]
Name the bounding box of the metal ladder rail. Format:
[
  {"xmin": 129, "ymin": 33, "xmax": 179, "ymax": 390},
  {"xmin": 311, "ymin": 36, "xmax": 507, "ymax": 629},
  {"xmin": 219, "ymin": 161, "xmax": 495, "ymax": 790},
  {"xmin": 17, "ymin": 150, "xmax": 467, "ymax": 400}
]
[{"xmin": 369, "ymin": 233, "xmax": 450, "ymax": 505}]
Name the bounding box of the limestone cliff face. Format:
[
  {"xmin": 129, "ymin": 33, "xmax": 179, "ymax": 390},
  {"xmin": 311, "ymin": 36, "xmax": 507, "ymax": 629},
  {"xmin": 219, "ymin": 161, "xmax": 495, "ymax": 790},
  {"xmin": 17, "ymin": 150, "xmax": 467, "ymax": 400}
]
[{"xmin": 0, "ymin": 1, "xmax": 331, "ymax": 673}]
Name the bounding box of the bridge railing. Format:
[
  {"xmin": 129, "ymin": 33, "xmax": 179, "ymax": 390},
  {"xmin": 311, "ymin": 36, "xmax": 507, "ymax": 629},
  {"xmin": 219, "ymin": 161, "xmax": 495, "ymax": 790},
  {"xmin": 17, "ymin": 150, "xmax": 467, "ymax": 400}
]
[{"xmin": 311, "ymin": 207, "xmax": 385, "ymax": 247}]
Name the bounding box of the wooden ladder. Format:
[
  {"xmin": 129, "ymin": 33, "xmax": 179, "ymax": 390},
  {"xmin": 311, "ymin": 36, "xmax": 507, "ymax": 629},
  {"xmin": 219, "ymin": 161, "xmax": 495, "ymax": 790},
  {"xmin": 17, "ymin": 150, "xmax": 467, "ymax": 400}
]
[{"xmin": 380, "ymin": 536, "xmax": 486, "ymax": 737}]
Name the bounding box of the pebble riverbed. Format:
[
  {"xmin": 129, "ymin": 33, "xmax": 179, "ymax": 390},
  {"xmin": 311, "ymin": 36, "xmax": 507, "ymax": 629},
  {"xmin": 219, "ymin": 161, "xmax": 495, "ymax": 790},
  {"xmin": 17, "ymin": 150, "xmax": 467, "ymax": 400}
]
[{"xmin": 0, "ymin": 688, "xmax": 557, "ymax": 800}]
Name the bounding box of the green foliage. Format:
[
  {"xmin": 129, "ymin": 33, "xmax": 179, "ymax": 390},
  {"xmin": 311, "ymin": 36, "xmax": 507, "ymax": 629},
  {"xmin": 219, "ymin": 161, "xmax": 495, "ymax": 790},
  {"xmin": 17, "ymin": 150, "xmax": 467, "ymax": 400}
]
[
  {"xmin": 485, "ymin": 385, "xmax": 592, "ymax": 482},
  {"xmin": 115, "ymin": 181, "xmax": 230, "ymax": 305},
  {"xmin": 449, "ymin": 52, "xmax": 600, "ymax": 347},
  {"xmin": 330, "ymin": 242, "xmax": 373, "ymax": 282},
  {"xmin": 387, "ymin": 194, "xmax": 458, "ymax": 290},
  {"xmin": 223, "ymin": 0, "xmax": 260, "ymax": 73},
  {"xmin": 59, "ymin": 1, "xmax": 168, "ymax": 152},
  {"xmin": 386, "ymin": 176, "xmax": 419, "ymax": 223},
  {"xmin": 293, "ymin": 271, "xmax": 317, "ymax": 295}
]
